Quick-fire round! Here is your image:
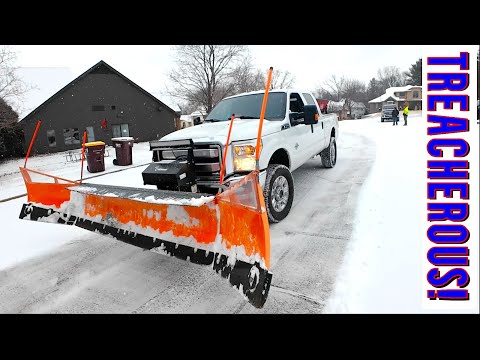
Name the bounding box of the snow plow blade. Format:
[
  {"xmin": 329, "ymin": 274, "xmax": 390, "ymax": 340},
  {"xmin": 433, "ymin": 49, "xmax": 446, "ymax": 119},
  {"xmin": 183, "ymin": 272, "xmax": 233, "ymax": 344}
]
[{"xmin": 18, "ymin": 167, "xmax": 272, "ymax": 308}]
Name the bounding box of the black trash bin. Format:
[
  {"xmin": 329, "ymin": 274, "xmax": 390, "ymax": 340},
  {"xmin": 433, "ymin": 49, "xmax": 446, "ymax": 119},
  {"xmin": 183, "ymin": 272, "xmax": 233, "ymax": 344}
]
[
  {"xmin": 112, "ymin": 137, "xmax": 134, "ymax": 166},
  {"xmin": 85, "ymin": 141, "xmax": 106, "ymax": 173}
]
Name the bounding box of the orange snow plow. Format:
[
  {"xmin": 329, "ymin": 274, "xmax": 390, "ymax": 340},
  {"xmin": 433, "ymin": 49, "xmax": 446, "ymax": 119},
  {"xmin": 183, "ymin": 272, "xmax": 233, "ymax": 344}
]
[
  {"xmin": 19, "ymin": 167, "xmax": 271, "ymax": 307},
  {"xmin": 18, "ymin": 68, "xmax": 274, "ymax": 308}
]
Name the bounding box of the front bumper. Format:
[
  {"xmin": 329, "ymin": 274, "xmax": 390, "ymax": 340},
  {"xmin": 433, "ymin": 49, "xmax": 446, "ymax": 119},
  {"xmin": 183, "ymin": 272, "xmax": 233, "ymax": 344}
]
[
  {"xmin": 225, "ymin": 170, "xmax": 267, "ymax": 189},
  {"xmin": 198, "ymin": 170, "xmax": 267, "ymax": 191}
]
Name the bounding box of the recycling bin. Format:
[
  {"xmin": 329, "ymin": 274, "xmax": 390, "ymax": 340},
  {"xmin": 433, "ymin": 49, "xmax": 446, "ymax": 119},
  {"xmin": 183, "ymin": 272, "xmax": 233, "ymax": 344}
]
[
  {"xmin": 112, "ymin": 137, "xmax": 134, "ymax": 166},
  {"xmin": 85, "ymin": 141, "xmax": 106, "ymax": 173}
]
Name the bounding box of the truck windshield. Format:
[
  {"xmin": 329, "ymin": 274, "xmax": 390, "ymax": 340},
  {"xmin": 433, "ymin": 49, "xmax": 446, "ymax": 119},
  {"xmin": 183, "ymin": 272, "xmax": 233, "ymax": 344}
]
[{"xmin": 205, "ymin": 92, "xmax": 287, "ymax": 122}]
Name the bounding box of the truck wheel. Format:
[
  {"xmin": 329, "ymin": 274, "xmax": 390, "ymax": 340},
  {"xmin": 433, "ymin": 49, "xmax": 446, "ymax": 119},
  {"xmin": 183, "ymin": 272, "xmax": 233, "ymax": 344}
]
[
  {"xmin": 320, "ymin": 136, "xmax": 337, "ymax": 168},
  {"xmin": 263, "ymin": 164, "xmax": 294, "ymax": 223},
  {"xmin": 381, "ymin": 118, "xmax": 385, "ymax": 122}
]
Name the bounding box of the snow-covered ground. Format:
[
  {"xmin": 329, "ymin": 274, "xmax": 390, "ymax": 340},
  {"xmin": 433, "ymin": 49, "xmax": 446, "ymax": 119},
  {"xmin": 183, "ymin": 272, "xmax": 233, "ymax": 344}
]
[
  {"xmin": 323, "ymin": 112, "xmax": 425, "ymax": 313},
  {"xmin": 0, "ymin": 111, "xmax": 477, "ymax": 313},
  {"xmin": 0, "ymin": 142, "xmax": 153, "ymax": 201},
  {"xmin": 0, "ymin": 143, "xmax": 155, "ymax": 270},
  {"xmin": 323, "ymin": 111, "xmax": 477, "ymax": 314}
]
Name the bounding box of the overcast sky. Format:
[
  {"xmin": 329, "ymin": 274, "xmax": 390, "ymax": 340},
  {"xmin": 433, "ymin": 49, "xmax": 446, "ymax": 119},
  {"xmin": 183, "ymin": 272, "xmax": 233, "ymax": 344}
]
[{"xmin": 11, "ymin": 45, "xmax": 424, "ymax": 108}]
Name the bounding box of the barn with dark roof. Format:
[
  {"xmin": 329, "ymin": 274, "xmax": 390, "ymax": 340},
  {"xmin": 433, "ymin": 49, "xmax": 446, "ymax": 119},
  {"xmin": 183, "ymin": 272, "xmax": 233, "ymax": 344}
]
[{"xmin": 19, "ymin": 60, "xmax": 178, "ymax": 154}]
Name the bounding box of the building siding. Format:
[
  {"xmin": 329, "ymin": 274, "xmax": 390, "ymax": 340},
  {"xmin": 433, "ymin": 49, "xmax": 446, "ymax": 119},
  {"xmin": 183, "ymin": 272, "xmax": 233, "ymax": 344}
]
[
  {"xmin": 404, "ymin": 87, "xmax": 422, "ymax": 110},
  {"xmin": 404, "ymin": 87, "xmax": 422, "ymax": 102},
  {"xmin": 21, "ymin": 69, "xmax": 177, "ymax": 155}
]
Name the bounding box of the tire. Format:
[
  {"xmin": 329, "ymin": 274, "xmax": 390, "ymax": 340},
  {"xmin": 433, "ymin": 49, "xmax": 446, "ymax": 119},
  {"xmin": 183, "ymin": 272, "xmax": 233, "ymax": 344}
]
[
  {"xmin": 320, "ymin": 136, "xmax": 337, "ymax": 168},
  {"xmin": 381, "ymin": 118, "xmax": 385, "ymax": 122},
  {"xmin": 263, "ymin": 164, "xmax": 294, "ymax": 223}
]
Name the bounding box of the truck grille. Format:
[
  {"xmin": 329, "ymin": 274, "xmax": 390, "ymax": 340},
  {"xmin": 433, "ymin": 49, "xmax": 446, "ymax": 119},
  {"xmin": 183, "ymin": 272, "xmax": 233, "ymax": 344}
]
[
  {"xmin": 192, "ymin": 144, "xmax": 222, "ymax": 183},
  {"xmin": 152, "ymin": 143, "xmax": 223, "ymax": 183}
]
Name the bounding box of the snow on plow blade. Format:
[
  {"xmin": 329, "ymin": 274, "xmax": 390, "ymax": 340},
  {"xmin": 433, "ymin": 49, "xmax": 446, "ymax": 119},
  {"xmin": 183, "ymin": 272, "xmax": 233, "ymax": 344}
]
[{"xmin": 18, "ymin": 167, "xmax": 272, "ymax": 308}]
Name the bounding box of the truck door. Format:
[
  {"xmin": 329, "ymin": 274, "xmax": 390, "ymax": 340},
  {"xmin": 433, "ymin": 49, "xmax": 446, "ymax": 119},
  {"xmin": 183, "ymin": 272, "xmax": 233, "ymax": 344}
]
[
  {"xmin": 284, "ymin": 92, "xmax": 317, "ymax": 170},
  {"xmin": 302, "ymin": 92, "xmax": 326, "ymax": 156}
]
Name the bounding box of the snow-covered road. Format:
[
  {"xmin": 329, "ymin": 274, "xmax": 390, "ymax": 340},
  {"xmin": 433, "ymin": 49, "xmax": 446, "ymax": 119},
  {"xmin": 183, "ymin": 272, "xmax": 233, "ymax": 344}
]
[
  {"xmin": 0, "ymin": 120, "xmax": 375, "ymax": 313},
  {"xmin": 6, "ymin": 111, "xmax": 468, "ymax": 314}
]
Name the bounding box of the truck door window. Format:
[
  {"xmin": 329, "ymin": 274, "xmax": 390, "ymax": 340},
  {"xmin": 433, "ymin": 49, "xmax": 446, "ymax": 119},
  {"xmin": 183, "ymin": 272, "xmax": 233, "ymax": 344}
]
[{"xmin": 302, "ymin": 93, "xmax": 316, "ymax": 105}]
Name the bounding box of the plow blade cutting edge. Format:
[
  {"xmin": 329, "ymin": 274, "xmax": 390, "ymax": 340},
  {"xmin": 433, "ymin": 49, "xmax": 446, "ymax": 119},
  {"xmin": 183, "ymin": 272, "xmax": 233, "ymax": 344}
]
[{"xmin": 18, "ymin": 167, "xmax": 272, "ymax": 308}]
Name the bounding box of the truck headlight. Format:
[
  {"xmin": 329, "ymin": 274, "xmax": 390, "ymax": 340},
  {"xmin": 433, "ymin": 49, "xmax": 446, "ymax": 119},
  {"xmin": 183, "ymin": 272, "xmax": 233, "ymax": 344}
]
[{"xmin": 233, "ymin": 144, "xmax": 256, "ymax": 172}]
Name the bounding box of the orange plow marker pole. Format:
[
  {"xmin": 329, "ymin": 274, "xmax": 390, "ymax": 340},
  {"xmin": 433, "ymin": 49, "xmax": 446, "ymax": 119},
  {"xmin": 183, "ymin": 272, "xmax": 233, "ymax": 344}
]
[
  {"xmin": 80, "ymin": 130, "xmax": 87, "ymax": 183},
  {"xmin": 24, "ymin": 120, "xmax": 42, "ymax": 168},
  {"xmin": 255, "ymin": 67, "xmax": 273, "ymax": 168},
  {"xmin": 219, "ymin": 114, "xmax": 235, "ymax": 187}
]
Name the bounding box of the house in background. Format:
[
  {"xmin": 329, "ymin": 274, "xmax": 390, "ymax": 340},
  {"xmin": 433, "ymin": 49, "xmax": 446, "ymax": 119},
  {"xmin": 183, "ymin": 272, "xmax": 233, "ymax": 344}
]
[
  {"xmin": 190, "ymin": 110, "xmax": 207, "ymax": 125},
  {"xmin": 349, "ymin": 101, "xmax": 367, "ymax": 119},
  {"xmin": 368, "ymin": 85, "xmax": 422, "ymax": 113},
  {"xmin": 175, "ymin": 110, "xmax": 207, "ymax": 130},
  {"xmin": 327, "ymin": 99, "xmax": 348, "ymax": 120},
  {"xmin": 177, "ymin": 115, "xmax": 193, "ymax": 129},
  {"xmin": 19, "ymin": 60, "xmax": 178, "ymax": 155}
]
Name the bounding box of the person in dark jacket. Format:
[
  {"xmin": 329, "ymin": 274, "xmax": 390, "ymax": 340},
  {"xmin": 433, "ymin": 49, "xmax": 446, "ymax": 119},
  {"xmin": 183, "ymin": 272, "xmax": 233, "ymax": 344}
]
[{"xmin": 392, "ymin": 106, "xmax": 399, "ymax": 126}]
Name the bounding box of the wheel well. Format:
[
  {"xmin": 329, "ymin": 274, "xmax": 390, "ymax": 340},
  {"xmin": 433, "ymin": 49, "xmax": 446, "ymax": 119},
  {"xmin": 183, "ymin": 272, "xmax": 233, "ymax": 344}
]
[
  {"xmin": 269, "ymin": 148, "xmax": 290, "ymax": 168},
  {"xmin": 331, "ymin": 127, "xmax": 336, "ymax": 138}
]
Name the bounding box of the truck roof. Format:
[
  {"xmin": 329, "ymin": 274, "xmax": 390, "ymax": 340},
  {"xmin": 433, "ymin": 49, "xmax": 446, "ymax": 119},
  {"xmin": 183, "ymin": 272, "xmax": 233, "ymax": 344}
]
[{"xmin": 224, "ymin": 89, "xmax": 310, "ymax": 100}]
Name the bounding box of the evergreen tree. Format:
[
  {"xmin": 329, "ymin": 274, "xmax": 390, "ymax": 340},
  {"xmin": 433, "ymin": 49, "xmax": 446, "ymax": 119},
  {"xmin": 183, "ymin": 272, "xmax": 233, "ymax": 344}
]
[
  {"xmin": 405, "ymin": 58, "xmax": 422, "ymax": 86},
  {"xmin": 0, "ymin": 97, "xmax": 24, "ymax": 160}
]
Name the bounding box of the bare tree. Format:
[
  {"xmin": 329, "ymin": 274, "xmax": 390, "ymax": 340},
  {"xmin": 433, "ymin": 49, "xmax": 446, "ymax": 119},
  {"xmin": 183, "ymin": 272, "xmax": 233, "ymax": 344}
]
[
  {"xmin": 317, "ymin": 75, "xmax": 345, "ymax": 102},
  {"xmin": 267, "ymin": 69, "xmax": 295, "ymax": 89},
  {"xmin": 314, "ymin": 75, "xmax": 368, "ymax": 117},
  {"xmin": 0, "ymin": 46, "xmax": 30, "ymax": 103},
  {"xmin": 314, "ymin": 87, "xmax": 335, "ymax": 101},
  {"xmin": 231, "ymin": 56, "xmax": 265, "ymax": 93},
  {"xmin": 177, "ymin": 101, "xmax": 198, "ymax": 115},
  {"xmin": 343, "ymin": 78, "xmax": 366, "ymax": 116},
  {"xmin": 166, "ymin": 45, "xmax": 247, "ymax": 113},
  {"xmin": 377, "ymin": 66, "xmax": 407, "ymax": 89}
]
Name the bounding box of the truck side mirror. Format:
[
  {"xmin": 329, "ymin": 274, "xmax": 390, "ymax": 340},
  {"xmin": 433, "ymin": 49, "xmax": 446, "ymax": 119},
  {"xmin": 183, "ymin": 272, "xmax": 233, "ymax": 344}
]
[{"xmin": 303, "ymin": 105, "xmax": 319, "ymax": 125}]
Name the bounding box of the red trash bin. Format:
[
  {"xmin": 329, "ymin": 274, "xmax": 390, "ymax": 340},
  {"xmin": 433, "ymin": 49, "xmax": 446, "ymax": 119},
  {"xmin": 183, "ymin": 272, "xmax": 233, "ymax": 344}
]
[
  {"xmin": 112, "ymin": 137, "xmax": 134, "ymax": 166},
  {"xmin": 85, "ymin": 141, "xmax": 106, "ymax": 173}
]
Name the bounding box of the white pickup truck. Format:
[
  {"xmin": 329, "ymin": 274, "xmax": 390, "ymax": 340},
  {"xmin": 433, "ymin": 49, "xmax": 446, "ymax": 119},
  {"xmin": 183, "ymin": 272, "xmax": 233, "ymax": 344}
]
[{"xmin": 145, "ymin": 89, "xmax": 339, "ymax": 222}]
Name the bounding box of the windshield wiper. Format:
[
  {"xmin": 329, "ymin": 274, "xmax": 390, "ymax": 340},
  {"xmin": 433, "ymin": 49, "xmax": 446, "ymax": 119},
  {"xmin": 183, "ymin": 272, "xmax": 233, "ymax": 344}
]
[
  {"xmin": 204, "ymin": 119, "xmax": 223, "ymax": 122},
  {"xmin": 236, "ymin": 116, "xmax": 258, "ymax": 119}
]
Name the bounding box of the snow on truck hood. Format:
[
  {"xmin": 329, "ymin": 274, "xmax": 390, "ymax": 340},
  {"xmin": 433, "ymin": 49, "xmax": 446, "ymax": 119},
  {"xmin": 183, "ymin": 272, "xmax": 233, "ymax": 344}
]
[{"xmin": 161, "ymin": 119, "xmax": 282, "ymax": 144}]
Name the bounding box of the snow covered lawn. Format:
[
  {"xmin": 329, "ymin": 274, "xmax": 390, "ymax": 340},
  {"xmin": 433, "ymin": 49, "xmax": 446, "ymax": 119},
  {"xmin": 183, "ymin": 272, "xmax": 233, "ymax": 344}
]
[
  {"xmin": 0, "ymin": 142, "xmax": 154, "ymax": 270},
  {"xmin": 0, "ymin": 142, "xmax": 153, "ymax": 201}
]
